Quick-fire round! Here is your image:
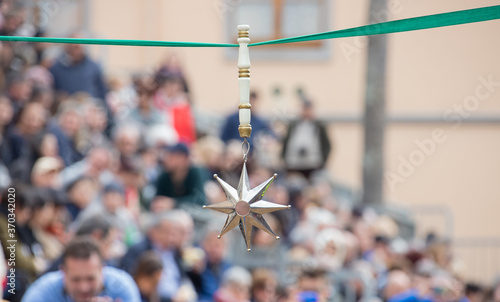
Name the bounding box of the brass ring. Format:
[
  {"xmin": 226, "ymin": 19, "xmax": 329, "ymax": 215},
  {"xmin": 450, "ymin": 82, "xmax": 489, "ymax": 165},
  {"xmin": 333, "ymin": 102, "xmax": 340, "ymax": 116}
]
[{"xmin": 238, "ymin": 31, "xmax": 249, "ymax": 38}]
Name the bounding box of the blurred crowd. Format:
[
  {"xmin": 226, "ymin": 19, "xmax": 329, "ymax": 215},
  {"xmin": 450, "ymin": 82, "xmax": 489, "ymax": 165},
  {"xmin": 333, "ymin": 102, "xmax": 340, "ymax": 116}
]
[{"xmin": 0, "ymin": 2, "xmax": 499, "ymax": 302}]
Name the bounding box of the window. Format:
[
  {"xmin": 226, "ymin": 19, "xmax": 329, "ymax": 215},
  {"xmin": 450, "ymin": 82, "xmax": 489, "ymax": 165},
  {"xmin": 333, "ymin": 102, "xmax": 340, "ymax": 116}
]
[
  {"xmin": 35, "ymin": 0, "xmax": 89, "ymax": 36},
  {"xmin": 225, "ymin": 0, "xmax": 331, "ymax": 60}
]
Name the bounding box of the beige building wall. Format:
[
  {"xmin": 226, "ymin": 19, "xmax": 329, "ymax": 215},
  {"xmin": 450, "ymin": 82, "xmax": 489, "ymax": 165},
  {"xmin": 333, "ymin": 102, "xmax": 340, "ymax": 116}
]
[{"xmin": 82, "ymin": 0, "xmax": 500, "ymax": 275}]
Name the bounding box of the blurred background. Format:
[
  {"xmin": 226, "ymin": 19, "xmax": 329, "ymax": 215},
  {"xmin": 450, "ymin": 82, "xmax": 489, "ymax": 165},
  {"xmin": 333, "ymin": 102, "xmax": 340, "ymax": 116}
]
[{"xmin": 0, "ymin": 0, "xmax": 500, "ymax": 301}]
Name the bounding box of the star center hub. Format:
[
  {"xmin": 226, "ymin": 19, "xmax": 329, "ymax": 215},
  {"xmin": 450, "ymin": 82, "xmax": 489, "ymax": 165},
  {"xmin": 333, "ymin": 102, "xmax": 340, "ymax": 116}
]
[{"xmin": 235, "ymin": 200, "xmax": 250, "ymax": 216}]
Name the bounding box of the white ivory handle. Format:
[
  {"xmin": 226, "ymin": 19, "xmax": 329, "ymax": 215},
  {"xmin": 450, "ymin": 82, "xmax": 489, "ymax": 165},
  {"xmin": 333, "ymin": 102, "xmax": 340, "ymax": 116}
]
[{"xmin": 237, "ymin": 25, "xmax": 252, "ymax": 138}]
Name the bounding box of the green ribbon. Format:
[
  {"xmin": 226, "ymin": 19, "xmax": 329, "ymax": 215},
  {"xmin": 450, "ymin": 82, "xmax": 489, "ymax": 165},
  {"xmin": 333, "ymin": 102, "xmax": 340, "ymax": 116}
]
[
  {"xmin": 0, "ymin": 5, "xmax": 499, "ymax": 48},
  {"xmin": 250, "ymin": 5, "xmax": 500, "ymax": 46},
  {"xmin": 0, "ymin": 36, "xmax": 237, "ymax": 48}
]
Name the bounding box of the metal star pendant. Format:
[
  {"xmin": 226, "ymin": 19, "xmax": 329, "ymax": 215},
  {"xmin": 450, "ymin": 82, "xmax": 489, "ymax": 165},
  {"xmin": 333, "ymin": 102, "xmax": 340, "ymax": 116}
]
[{"xmin": 204, "ymin": 163, "xmax": 291, "ymax": 252}]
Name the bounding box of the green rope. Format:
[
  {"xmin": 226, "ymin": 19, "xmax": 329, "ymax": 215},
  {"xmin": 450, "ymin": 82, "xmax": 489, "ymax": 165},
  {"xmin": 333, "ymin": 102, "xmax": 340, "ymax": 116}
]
[
  {"xmin": 0, "ymin": 5, "xmax": 498, "ymax": 48},
  {"xmin": 0, "ymin": 36, "xmax": 237, "ymax": 48},
  {"xmin": 250, "ymin": 5, "xmax": 500, "ymax": 46}
]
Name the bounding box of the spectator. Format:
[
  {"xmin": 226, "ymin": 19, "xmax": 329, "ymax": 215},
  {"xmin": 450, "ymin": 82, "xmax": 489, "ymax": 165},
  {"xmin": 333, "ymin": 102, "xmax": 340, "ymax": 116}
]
[
  {"xmin": 465, "ymin": 283, "xmax": 484, "ymax": 302},
  {"xmin": 383, "ymin": 270, "xmax": 413, "ymax": 302},
  {"xmin": 77, "ymin": 99, "xmax": 110, "ymax": 154},
  {"xmin": 26, "ymin": 66, "xmax": 54, "ymax": 90},
  {"xmin": 0, "ymin": 95, "xmax": 14, "ymax": 163},
  {"xmin": 133, "ymin": 251, "xmax": 164, "ymax": 302},
  {"xmin": 22, "ymin": 237, "xmax": 141, "ymax": 302},
  {"xmin": 296, "ymin": 268, "xmax": 331, "ymax": 302},
  {"xmin": 59, "ymin": 146, "xmax": 114, "ymax": 188},
  {"xmin": 47, "ymin": 101, "xmax": 84, "ymax": 166},
  {"xmin": 9, "ymin": 130, "xmax": 59, "ymax": 183},
  {"xmin": 0, "ymin": 6, "xmax": 25, "ymax": 36},
  {"xmin": 120, "ymin": 211, "xmax": 195, "ymax": 301},
  {"xmin": 4, "ymin": 101, "xmax": 46, "ymax": 165},
  {"xmin": 251, "ymin": 269, "xmax": 278, "ymax": 302},
  {"xmin": 191, "ymin": 135, "xmax": 225, "ymax": 180},
  {"xmin": 6, "ymin": 73, "xmax": 33, "ymax": 118},
  {"xmin": 30, "ymin": 156, "xmax": 63, "ymax": 188},
  {"xmin": 79, "ymin": 182, "xmax": 142, "ymax": 253},
  {"xmin": 123, "ymin": 76, "xmax": 166, "ymax": 128},
  {"xmin": 113, "ymin": 123, "xmax": 141, "ymax": 158},
  {"xmin": 49, "ymin": 34, "xmax": 107, "ymax": 101},
  {"xmin": 153, "ymin": 73, "xmax": 195, "ymax": 144},
  {"xmin": 44, "ymin": 213, "xmax": 116, "ymax": 273},
  {"xmin": 189, "ymin": 227, "xmax": 232, "ymax": 302},
  {"xmin": 429, "ymin": 273, "xmax": 463, "ymax": 302},
  {"xmin": 152, "ymin": 143, "xmax": 205, "ymax": 211},
  {"xmin": 28, "ymin": 188, "xmax": 65, "ymax": 266},
  {"xmin": 492, "ymin": 277, "xmax": 500, "ymax": 302},
  {"xmin": 65, "ymin": 176, "xmax": 97, "ymax": 221},
  {"xmin": 213, "ymin": 266, "xmax": 252, "ymax": 302},
  {"xmin": 281, "ymin": 100, "xmax": 331, "ymax": 180},
  {"xmin": 115, "ymin": 156, "xmax": 144, "ymax": 220},
  {"xmin": 157, "ymin": 53, "xmax": 190, "ymax": 93},
  {"xmin": 220, "ymin": 90, "xmax": 272, "ymax": 146}
]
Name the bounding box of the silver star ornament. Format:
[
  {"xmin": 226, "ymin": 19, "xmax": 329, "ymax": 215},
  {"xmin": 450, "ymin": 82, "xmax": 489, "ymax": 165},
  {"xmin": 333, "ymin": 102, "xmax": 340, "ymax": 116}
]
[{"xmin": 204, "ymin": 163, "xmax": 291, "ymax": 252}]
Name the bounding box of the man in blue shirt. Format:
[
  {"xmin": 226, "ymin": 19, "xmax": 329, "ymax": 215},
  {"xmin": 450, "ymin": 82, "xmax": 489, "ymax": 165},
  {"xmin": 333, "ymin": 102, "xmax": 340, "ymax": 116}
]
[
  {"xmin": 22, "ymin": 237, "xmax": 141, "ymax": 302},
  {"xmin": 49, "ymin": 35, "xmax": 107, "ymax": 101},
  {"xmin": 220, "ymin": 91, "xmax": 273, "ymax": 146}
]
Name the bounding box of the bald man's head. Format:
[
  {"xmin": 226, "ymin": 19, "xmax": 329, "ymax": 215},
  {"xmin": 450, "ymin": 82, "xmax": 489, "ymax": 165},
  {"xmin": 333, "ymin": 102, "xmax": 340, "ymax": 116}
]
[{"xmin": 384, "ymin": 270, "xmax": 412, "ymax": 300}]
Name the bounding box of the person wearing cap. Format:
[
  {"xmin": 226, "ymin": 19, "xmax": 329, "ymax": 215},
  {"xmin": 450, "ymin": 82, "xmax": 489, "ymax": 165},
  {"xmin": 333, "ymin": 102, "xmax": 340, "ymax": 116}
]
[
  {"xmin": 30, "ymin": 156, "xmax": 63, "ymax": 188},
  {"xmin": 152, "ymin": 143, "xmax": 205, "ymax": 212}
]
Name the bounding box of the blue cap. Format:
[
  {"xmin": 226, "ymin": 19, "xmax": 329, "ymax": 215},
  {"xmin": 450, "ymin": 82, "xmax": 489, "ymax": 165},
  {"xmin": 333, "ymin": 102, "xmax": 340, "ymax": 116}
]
[
  {"xmin": 167, "ymin": 143, "xmax": 189, "ymax": 156},
  {"xmin": 103, "ymin": 182, "xmax": 125, "ymax": 196}
]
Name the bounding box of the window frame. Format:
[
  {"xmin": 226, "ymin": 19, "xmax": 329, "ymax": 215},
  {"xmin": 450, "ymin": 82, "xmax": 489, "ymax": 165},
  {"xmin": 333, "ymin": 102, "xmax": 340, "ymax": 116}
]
[{"xmin": 225, "ymin": 0, "xmax": 332, "ymax": 60}]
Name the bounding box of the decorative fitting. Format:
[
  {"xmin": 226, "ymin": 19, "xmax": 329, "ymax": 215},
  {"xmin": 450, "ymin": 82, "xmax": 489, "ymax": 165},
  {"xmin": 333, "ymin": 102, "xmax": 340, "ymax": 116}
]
[
  {"xmin": 238, "ymin": 124, "xmax": 252, "ymax": 138},
  {"xmin": 238, "ymin": 103, "xmax": 252, "ymax": 110},
  {"xmin": 238, "ymin": 30, "xmax": 250, "ymax": 38},
  {"xmin": 238, "ymin": 69, "xmax": 250, "ymax": 78}
]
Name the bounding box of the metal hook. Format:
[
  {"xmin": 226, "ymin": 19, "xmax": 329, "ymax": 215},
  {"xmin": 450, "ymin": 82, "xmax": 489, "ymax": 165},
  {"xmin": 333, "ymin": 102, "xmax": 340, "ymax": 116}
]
[{"xmin": 242, "ymin": 138, "xmax": 250, "ymax": 162}]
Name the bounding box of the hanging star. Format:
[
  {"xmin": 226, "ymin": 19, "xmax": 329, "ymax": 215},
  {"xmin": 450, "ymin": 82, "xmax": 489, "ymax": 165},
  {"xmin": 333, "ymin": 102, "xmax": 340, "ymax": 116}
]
[{"xmin": 204, "ymin": 162, "xmax": 291, "ymax": 252}]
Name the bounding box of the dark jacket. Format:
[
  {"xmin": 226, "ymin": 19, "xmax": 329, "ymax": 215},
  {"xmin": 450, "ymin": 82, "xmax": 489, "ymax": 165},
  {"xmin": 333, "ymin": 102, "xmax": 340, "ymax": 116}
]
[
  {"xmin": 119, "ymin": 237, "xmax": 186, "ymax": 279},
  {"xmin": 281, "ymin": 119, "xmax": 332, "ymax": 169},
  {"xmin": 155, "ymin": 166, "xmax": 206, "ymax": 207}
]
